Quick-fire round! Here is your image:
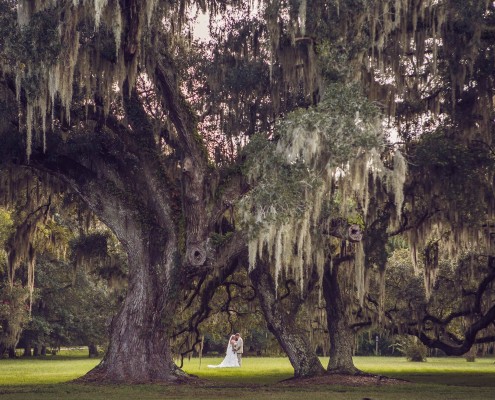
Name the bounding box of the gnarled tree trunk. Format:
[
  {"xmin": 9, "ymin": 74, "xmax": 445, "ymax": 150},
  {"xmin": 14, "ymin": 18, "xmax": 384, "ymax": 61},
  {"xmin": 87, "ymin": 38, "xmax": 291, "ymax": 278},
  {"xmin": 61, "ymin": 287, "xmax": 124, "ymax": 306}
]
[
  {"xmin": 323, "ymin": 259, "xmax": 361, "ymax": 374},
  {"xmin": 83, "ymin": 241, "xmax": 185, "ymax": 382},
  {"xmin": 32, "ymin": 129, "xmax": 192, "ymax": 382},
  {"xmin": 250, "ymin": 262, "xmax": 325, "ymax": 378},
  {"xmin": 69, "ymin": 164, "xmax": 188, "ymax": 383}
]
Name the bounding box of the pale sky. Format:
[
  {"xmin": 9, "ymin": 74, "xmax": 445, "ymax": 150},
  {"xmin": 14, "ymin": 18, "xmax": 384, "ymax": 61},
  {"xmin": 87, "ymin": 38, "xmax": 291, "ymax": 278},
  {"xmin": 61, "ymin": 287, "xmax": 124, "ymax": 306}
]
[{"xmin": 193, "ymin": 10, "xmax": 210, "ymax": 41}]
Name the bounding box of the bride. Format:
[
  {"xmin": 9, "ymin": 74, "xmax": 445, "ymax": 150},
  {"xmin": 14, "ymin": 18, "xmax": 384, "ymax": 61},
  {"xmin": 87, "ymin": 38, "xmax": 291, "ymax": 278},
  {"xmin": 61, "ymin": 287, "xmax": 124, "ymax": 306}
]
[{"xmin": 207, "ymin": 335, "xmax": 240, "ymax": 368}]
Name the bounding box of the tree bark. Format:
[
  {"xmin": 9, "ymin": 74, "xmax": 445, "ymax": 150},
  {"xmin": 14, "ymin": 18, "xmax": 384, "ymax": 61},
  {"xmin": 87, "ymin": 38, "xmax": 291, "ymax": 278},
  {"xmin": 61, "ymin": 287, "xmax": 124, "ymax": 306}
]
[
  {"xmin": 26, "ymin": 130, "xmax": 189, "ymax": 383},
  {"xmin": 323, "ymin": 259, "xmax": 361, "ymax": 374},
  {"xmin": 79, "ymin": 221, "xmax": 188, "ymax": 382},
  {"xmin": 249, "ymin": 262, "xmax": 325, "ymax": 378},
  {"xmin": 22, "ymin": 344, "xmax": 31, "ymax": 357}
]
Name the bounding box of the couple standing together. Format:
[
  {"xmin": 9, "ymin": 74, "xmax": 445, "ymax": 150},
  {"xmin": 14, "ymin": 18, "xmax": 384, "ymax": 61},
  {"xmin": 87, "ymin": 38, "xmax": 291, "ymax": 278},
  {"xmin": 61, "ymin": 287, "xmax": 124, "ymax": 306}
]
[{"xmin": 208, "ymin": 332, "xmax": 244, "ymax": 368}]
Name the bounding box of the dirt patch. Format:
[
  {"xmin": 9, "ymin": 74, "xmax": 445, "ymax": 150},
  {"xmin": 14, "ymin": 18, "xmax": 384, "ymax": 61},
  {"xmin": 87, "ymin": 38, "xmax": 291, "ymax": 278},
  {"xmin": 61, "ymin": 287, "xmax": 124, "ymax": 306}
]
[{"xmin": 276, "ymin": 373, "xmax": 410, "ymax": 387}]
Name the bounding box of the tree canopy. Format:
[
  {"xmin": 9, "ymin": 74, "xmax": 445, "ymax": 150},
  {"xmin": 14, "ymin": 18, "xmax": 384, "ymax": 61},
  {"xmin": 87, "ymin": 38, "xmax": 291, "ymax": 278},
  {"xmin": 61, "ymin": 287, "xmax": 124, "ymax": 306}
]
[{"xmin": 0, "ymin": 0, "xmax": 494, "ymax": 383}]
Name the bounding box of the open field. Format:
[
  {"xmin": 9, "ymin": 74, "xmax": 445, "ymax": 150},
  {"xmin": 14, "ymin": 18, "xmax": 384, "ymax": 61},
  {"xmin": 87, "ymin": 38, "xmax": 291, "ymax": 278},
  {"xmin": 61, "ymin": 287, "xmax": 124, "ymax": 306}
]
[{"xmin": 0, "ymin": 353, "xmax": 493, "ymax": 399}]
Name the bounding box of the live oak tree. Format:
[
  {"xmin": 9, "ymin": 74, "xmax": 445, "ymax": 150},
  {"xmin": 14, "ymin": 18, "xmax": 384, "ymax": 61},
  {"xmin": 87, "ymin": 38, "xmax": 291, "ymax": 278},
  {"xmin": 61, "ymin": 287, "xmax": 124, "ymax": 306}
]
[
  {"xmin": 244, "ymin": 0, "xmax": 495, "ymax": 375},
  {"xmin": 0, "ymin": 0, "xmax": 357, "ymax": 381},
  {"xmin": 1, "ymin": 0, "xmax": 495, "ymax": 384},
  {"xmin": 342, "ymin": 0, "xmax": 495, "ymax": 369},
  {"xmin": 374, "ymin": 248, "xmax": 495, "ymax": 357},
  {"xmin": 0, "ymin": 0, "xmax": 238, "ymax": 383}
]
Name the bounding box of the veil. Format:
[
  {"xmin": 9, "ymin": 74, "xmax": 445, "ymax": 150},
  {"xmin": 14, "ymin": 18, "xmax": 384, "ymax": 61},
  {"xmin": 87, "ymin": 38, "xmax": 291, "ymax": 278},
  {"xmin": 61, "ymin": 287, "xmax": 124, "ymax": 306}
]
[{"xmin": 226, "ymin": 335, "xmax": 235, "ymax": 355}]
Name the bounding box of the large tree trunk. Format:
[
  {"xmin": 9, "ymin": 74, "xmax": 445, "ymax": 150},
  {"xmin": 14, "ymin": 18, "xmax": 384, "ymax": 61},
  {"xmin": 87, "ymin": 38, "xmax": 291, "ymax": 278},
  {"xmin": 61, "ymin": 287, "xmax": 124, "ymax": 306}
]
[
  {"xmin": 12, "ymin": 71, "xmax": 211, "ymax": 383},
  {"xmin": 24, "ymin": 144, "xmax": 199, "ymax": 383},
  {"xmin": 323, "ymin": 259, "xmax": 361, "ymax": 374},
  {"xmin": 249, "ymin": 262, "xmax": 325, "ymax": 378},
  {"xmin": 79, "ymin": 217, "xmax": 187, "ymax": 383}
]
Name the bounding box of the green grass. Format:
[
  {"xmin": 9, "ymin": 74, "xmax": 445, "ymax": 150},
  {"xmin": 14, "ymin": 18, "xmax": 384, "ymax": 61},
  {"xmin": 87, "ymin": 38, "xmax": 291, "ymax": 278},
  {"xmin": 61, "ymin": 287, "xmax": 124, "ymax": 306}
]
[
  {"xmin": 354, "ymin": 356, "xmax": 495, "ymax": 387},
  {"xmin": 0, "ymin": 354, "xmax": 494, "ymax": 399}
]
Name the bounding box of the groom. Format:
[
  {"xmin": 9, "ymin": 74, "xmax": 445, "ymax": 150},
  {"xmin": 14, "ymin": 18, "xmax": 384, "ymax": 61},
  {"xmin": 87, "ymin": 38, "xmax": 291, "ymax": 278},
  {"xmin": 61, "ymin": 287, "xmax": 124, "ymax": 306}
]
[{"xmin": 232, "ymin": 332, "xmax": 244, "ymax": 366}]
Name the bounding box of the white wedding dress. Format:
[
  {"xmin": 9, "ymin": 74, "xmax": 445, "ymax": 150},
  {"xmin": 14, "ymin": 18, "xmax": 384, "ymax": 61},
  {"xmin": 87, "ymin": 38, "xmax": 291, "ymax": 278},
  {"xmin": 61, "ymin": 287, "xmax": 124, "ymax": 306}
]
[{"xmin": 207, "ymin": 337, "xmax": 240, "ymax": 368}]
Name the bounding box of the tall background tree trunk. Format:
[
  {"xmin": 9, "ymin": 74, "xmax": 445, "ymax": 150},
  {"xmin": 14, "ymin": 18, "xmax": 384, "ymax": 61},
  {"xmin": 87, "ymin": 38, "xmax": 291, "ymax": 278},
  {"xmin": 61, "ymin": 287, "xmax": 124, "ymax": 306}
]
[
  {"xmin": 88, "ymin": 343, "xmax": 99, "ymax": 358},
  {"xmin": 250, "ymin": 262, "xmax": 325, "ymax": 378},
  {"xmin": 22, "ymin": 342, "xmax": 32, "ymax": 357},
  {"xmin": 323, "ymin": 259, "xmax": 361, "ymax": 374}
]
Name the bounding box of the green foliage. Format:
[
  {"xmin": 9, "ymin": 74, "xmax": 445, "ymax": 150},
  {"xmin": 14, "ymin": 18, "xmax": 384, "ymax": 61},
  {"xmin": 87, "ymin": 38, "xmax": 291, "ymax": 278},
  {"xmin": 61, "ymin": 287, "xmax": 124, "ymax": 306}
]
[
  {"xmin": 224, "ymin": 60, "xmax": 269, "ymax": 94},
  {"xmin": 411, "ymin": 130, "xmax": 495, "ymax": 225},
  {"xmin": 392, "ymin": 336, "xmax": 428, "ymax": 362},
  {"xmin": 355, "ymin": 331, "xmax": 395, "ymax": 356},
  {"xmin": 0, "ymin": 4, "xmax": 61, "ymax": 100},
  {"xmin": 240, "ymin": 82, "xmax": 382, "ymax": 229},
  {"xmin": 78, "ymin": 22, "xmax": 118, "ymax": 63},
  {"xmin": 0, "ymin": 283, "xmax": 30, "ymax": 350},
  {"xmin": 209, "ymin": 232, "xmax": 234, "ymax": 249},
  {"xmin": 1, "ymin": 0, "xmax": 494, "ymax": 383},
  {"xmin": 0, "ymin": 5, "xmax": 61, "ymax": 73},
  {"xmin": 383, "ymin": 247, "xmax": 495, "ymax": 353},
  {"xmin": 276, "ymin": 82, "xmax": 382, "ymax": 166},
  {"xmin": 70, "ymin": 232, "xmax": 109, "ymax": 261},
  {"xmin": 8, "ymin": 10, "xmax": 60, "ymax": 65},
  {"xmin": 0, "ymin": 208, "xmax": 13, "ymax": 273},
  {"xmin": 385, "ymin": 248, "xmax": 427, "ymax": 316},
  {"xmin": 24, "ymin": 256, "xmax": 121, "ymax": 350},
  {"xmin": 0, "ymin": 1, "xmax": 17, "ymax": 66},
  {"xmin": 0, "ymin": 208, "xmax": 13, "ymax": 246},
  {"xmin": 317, "ymin": 39, "xmax": 368, "ymax": 83},
  {"xmin": 414, "ymin": 132, "xmax": 493, "ymax": 181},
  {"xmin": 0, "ymin": 182, "xmax": 125, "ymax": 354}
]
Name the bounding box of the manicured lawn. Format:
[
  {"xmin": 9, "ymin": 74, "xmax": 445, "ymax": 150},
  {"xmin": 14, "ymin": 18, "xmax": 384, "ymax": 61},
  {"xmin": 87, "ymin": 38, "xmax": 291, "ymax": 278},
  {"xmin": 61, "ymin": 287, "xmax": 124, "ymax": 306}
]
[
  {"xmin": 0, "ymin": 350, "xmax": 98, "ymax": 386},
  {"xmin": 354, "ymin": 356, "xmax": 495, "ymax": 387},
  {"xmin": 0, "ymin": 353, "xmax": 494, "ymax": 399}
]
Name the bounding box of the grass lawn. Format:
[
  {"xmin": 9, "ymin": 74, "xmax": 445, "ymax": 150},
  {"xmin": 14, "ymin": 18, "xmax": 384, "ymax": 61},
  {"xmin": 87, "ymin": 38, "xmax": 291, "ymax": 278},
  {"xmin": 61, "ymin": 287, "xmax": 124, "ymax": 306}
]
[{"xmin": 0, "ymin": 352, "xmax": 493, "ymax": 399}]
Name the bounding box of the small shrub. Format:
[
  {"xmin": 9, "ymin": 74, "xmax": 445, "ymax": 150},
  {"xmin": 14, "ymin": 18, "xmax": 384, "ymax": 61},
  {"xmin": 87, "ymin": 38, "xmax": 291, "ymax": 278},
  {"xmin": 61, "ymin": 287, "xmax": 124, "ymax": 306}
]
[
  {"xmin": 405, "ymin": 343, "xmax": 427, "ymax": 362},
  {"xmin": 392, "ymin": 336, "xmax": 427, "ymax": 362}
]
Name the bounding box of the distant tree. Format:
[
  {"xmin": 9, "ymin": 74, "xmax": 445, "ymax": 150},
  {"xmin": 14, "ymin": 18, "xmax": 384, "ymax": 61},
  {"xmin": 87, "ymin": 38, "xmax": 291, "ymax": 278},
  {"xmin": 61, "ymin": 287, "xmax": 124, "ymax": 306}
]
[
  {"xmin": 20, "ymin": 251, "xmax": 123, "ymax": 358},
  {"xmin": 380, "ymin": 249, "xmax": 495, "ymax": 355}
]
